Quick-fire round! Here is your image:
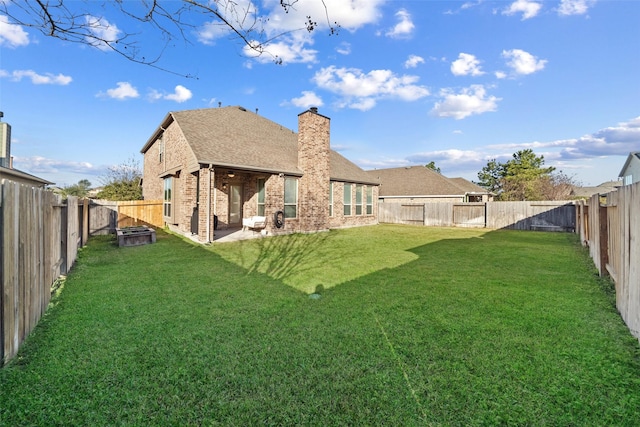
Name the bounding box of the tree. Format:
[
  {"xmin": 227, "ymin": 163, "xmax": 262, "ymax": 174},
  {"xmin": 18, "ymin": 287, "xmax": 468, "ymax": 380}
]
[
  {"xmin": 501, "ymin": 149, "xmax": 555, "ymax": 201},
  {"xmin": 60, "ymin": 179, "xmax": 92, "ymax": 198},
  {"xmin": 1, "ymin": 1, "xmax": 338, "ymax": 73},
  {"xmin": 425, "ymin": 161, "xmax": 441, "ymax": 174},
  {"xmin": 534, "ymin": 171, "xmax": 579, "ymax": 201},
  {"xmin": 96, "ymin": 157, "xmax": 143, "ymax": 201},
  {"xmin": 476, "ymin": 149, "xmax": 561, "ymax": 201},
  {"xmin": 476, "ymin": 158, "xmax": 503, "ymax": 195}
]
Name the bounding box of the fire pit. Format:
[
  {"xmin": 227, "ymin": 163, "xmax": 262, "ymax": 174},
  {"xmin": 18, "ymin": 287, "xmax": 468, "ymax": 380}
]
[{"xmin": 116, "ymin": 226, "xmax": 156, "ymax": 247}]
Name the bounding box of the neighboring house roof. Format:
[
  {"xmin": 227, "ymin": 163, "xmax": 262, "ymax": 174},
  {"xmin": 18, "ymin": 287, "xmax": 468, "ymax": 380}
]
[
  {"xmin": 618, "ymin": 151, "xmax": 640, "ymax": 178},
  {"xmin": 0, "ymin": 165, "xmax": 53, "ymax": 187},
  {"xmin": 141, "ymin": 107, "xmax": 376, "ymax": 185},
  {"xmin": 448, "ymin": 177, "xmax": 488, "ymax": 194},
  {"xmin": 570, "ymin": 180, "xmax": 621, "ymax": 198},
  {"xmin": 366, "ymin": 166, "xmax": 488, "ymax": 197}
]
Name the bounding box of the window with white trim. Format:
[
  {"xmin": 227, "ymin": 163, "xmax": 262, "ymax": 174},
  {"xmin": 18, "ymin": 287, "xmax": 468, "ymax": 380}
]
[
  {"xmin": 355, "ymin": 184, "xmax": 363, "ymax": 215},
  {"xmin": 163, "ymin": 177, "xmax": 172, "ymax": 218},
  {"xmin": 366, "ymin": 186, "xmax": 373, "ymax": 215},
  {"xmin": 257, "ymin": 178, "xmax": 266, "ymax": 216},
  {"xmin": 284, "ymin": 177, "xmax": 298, "ymax": 218},
  {"xmin": 344, "ymin": 183, "xmax": 352, "ymax": 216}
]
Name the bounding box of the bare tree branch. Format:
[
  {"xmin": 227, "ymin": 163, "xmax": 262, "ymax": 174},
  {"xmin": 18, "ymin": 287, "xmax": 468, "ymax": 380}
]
[{"xmin": 0, "ymin": 0, "xmax": 339, "ymax": 77}]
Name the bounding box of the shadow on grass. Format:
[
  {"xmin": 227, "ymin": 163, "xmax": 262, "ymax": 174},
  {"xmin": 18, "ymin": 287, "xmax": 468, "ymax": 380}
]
[
  {"xmin": 235, "ymin": 230, "xmax": 332, "ymax": 287},
  {"xmin": 3, "ymin": 226, "xmax": 639, "ymax": 426}
]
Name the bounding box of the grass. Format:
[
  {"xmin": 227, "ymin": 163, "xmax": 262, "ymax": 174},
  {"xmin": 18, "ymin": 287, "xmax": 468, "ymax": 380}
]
[{"xmin": 1, "ymin": 224, "xmax": 639, "ymax": 425}]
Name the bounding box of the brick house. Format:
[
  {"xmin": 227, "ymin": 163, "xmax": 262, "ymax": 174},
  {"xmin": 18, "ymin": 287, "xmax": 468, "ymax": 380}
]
[
  {"xmin": 140, "ymin": 106, "xmax": 378, "ymax": 243},
  {"xmin": 366, "ymin": 166, "xmax": 493, "ymax": 203}
]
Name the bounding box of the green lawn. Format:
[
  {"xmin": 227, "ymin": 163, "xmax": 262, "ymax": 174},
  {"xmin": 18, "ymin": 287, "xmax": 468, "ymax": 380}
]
[{"xmin": 1, "ymin": 224, "xmax": 639, "ymax": 425}]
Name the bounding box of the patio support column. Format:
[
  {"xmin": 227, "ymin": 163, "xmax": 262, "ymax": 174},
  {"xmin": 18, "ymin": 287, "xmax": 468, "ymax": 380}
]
[{"xmin": 207, "ymin": 165, "xmax": 214, "ymax": 243}]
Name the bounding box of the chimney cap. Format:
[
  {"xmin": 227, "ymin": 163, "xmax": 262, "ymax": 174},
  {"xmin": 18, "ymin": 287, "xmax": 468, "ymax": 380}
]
[{"xmin": 309, "ymin": 107, "xmax": 318, "ymax": 114}]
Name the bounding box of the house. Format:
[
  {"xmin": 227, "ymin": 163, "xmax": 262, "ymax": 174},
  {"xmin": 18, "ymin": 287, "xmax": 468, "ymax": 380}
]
[
  {"xmin": 140, "ymin": 107, "xmax": 379, "ymax": 243},
  {"xmin": 619, "ymin": 152, "xmax": 640, "ymax": 186},
  {"xmin": 0, "ymin": 119, "xmax": 52, "ymax": 188},
  {"xmin": 366, "ymin": 166, "xmax": 493, "ymax": 203},
  {"xmin": 570, "ymin": 181, "xmax": 621, "ymax": 199}
]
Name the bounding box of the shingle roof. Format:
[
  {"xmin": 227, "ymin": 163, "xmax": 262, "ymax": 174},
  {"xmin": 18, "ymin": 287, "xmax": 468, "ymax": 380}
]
[
  {"xmin": 142, "ymin": 107, "xmax": 377, "ymax": 184},
  {"xmin": 448, "ymin": 177, "xmax": 487, "ymax": 193},
  {"xmin": 172, "ymin": 107, "xmax": 301, "ymax": 175},
  {"xmin": 570, "ymin": 180, "xmax": 621, "ymax": 198},
  {"xmin": 366, "ymin": 166, "xmax": 490, "ymax": 197},
  {"xmin": 366, "ymin": 166, "xmax": 467, "ymax": 196}
]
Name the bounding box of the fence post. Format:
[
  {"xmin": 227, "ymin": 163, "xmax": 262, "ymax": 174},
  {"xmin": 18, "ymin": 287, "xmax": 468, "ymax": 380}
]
[
  {"xmin": 60, "ymin": 200, "xmax": 68, "ymax": 274},
  {"xmin": 598, "ymin": 203, "xmax": 609, "ymax": 277},
  {"xmin": 81, "ymin": 198, "xmax": 89, "ymax": 246}
]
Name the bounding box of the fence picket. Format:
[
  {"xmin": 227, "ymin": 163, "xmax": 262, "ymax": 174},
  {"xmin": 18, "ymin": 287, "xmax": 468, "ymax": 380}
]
[
  {"xmin": 1, "ymin": 184, "xmax": 163, "ymax": 364},
  {"xmin": 576, "ymin": 181, "xmax": 640, "ymax": 341}
]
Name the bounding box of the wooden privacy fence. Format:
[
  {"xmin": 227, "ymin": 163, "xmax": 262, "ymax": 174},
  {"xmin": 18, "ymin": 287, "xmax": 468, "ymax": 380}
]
[
  {"xmin": 90, "ymin": 199, "xmax": 163, "ymax": 235},
  {"xmin": 378, "ymin": 200, "xmax": 576, "ymax": 231},
  {"xmin": 1, "ymin": 178, "xmax": 163, "ymax": 364},
  {"xmin": 0, "ymin": 180, "xmax": 91, "ymax": 364},
  {"xmin": 577, "ymin": 182, "xmax": 640, "ymax": 340}
]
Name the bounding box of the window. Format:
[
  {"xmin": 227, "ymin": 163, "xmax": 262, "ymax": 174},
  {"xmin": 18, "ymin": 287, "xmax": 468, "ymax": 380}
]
[
  {"xmin": 366, "ymin": 186, "xmax": 373, "ymax": 215},
  {"xmin": 257, "ymin": 178, "xmax": 266, "ymax": 216},
  {"xmin": 284, "ymin": 177, "xmax": 298, "ymax": 218},
  {"xmin": 355, "ymin": 184, "xmax": 363, "ymax": 215},
  {"xmin": 343, "ymin": 183, "xmax": 352, "ymax": 216},
  {"xmin": 329, "ymin": 181, "xmax": 334, "ymax": 216},
  {"xmin": 158, "ymin": 137, "xmax": 164, "ymax": 163},
  {"xmin": 163, "ymin": 177, "xmax": 172, "ymax": 218}
]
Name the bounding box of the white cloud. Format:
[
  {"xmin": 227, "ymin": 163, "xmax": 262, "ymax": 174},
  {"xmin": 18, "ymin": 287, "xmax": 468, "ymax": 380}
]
[
  {"xmin": 84, "ymin": 15, "xmax": 121, "ymax": 51},
  {"xmin": 289, "ymin": 91, "xmax": 324, "ymax": 109},
  {"xmin": 243, "ymin": 33, "xmax": 318, "ymax": 64},
  {"xmin": 558, "ymin": 0, "xmax": 595, "ymax": 16},
  {"xmin": 385, "ymin": 9, "xmax": 415, "ymax": 39},
  {"xmin": 148, "ymin": 85, "xmax": 193, "ymax": 103},
  {"xmin": 263, "ymin": 0, "xmax": 384, "ymax": 33},
  {"xmin": 431, "ymin": 85, "xmax": 500, "ymax": 119},
  {"xmin": 197, "ymin": 21, "xmax": 234, "ymax": 45},
  {"xmin": 0, "ymin": 15, "xmax": 29, "ymax": 47},
  {"xmin": 215, "ymin": 0, "xmax": 384, "ymax": 64},
  {"xmin": 12, "ymin": 156, "xmax": 101, "ymax": 176},
  {"xmin": 502, "ymin": 0, "xmax": 542, "ymax": 20},
  {"xmin": 451, "ymin": 53, "xmax": 484, "ymax": 76},
  {"xmin": 485, "ymin": 116, "xmax": 640, "ymax": 160},
  {"xmin": 502, "ymin": 49, "xmax": 547, "ymax": 75},
  {"xmin": 312, "ymin": 66, "xmax": 429, "ymax": 111},
  {"xmin": 404, "ymin": 55, "xmax": 425, "ymax": 69},
  {"xmin": 1, "ymin": 69, "xmax": 72, "ymax": 85},
  {"xmin": 495, "ymin": 71, "xmax": 507, "ymax": 79},
  {"xmin": 99, "ymin": 82, "xmax": 139, "ymax": 100},
  {"xmin": 165, "ymin": 85, "xmax": 193, "ymax": 103},
  {"xmin": 336, "ymin": 42, "xmax": 351, "ymax": 55}
]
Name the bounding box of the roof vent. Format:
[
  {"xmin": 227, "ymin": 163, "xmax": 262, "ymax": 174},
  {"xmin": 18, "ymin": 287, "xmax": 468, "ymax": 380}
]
[
  {"xmin": 310, "ymin": 107, "xmax": 318, "ymax": 114},
  {"xmin": 238, "ymin": 106, "xmax": 246, "ymax": 111}
]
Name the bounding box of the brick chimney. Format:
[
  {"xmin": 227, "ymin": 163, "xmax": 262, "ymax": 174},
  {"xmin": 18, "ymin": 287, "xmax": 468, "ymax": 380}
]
[{"xmin": 297, "ymin": 108, "xmax": 330, "ymax": 232}]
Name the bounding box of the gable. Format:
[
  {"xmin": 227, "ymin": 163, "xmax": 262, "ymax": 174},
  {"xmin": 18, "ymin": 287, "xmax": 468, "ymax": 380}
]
[
  {"xmin": 142, "ymin": 106, "xmax": 377, "ymax": 184},
  {"xmin": 619, "ymin": 152, "xmax": 640, "ymax": 183}
]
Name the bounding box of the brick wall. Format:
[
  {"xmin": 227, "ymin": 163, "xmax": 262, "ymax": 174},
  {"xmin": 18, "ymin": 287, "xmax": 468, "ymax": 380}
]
[
  {"xmin": 297, "ymin": 108, "xmax": 330, "ymax": 232},
  {"xmin": 327, "ymin": 181, "xmax": 378, "ymax": 229},
  {"xmin": 142, "ymin": 117, "xmax": 192, "ymax": 233}
]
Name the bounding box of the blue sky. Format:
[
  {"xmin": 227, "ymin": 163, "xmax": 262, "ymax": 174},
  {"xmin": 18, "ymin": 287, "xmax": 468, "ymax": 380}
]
[{"xmin": 1, "ymin": 0, "xmax": 638, "ymax": 187}]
